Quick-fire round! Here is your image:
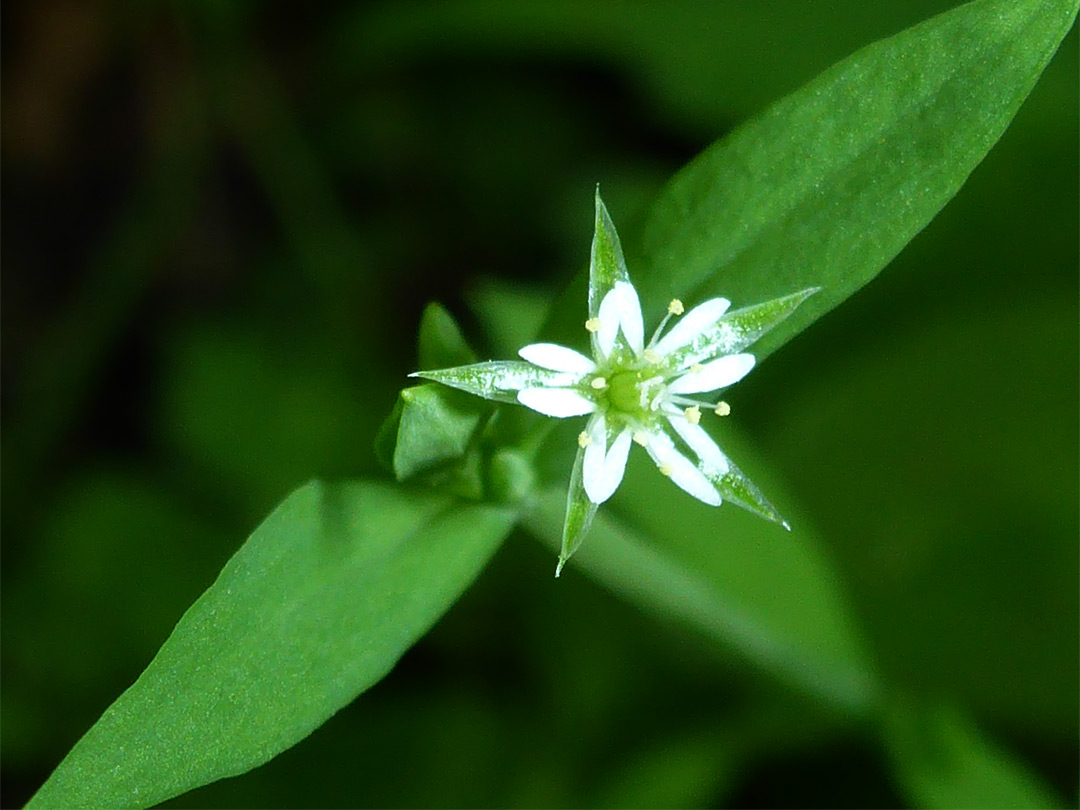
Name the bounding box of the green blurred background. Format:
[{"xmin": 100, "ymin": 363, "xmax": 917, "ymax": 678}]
[{"xmin": 2, "ymin": 1, "xmax": 1076, "ymax": 807}]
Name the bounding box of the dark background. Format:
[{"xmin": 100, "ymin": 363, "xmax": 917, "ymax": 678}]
[{"xmin": 3, "ymin": 1, "xmax": 1077, "ymax": 807}]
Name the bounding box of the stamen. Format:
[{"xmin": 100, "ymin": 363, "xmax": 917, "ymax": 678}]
[
  {"xmin": 585, "ymin": 317, "xmax": 602, "ymax": 333},
  {"xmin": 577, "ymin": 431, "xmax": 592, "ymax": 448},
  {"xmin": 642, "ymin": 348, "xmax": 662, "ymax": 364},
  {"xmin": 684, "ymin": 406, "xmax": 701, "ymax": 425},
  {"xmin": 632, "ymin": 431, "xmax": 649, "ymax": 446},
  {"xmin": 659, "ymin": 462, "xmax": 674, "ymax": 477},
  {"xmin": 590, "ymin": 376, "xmax": 608, "ymax": 390},
  {"xmin": 668, "ymin": 299, "xmax": 684, "ymax": 315},
  {"xmin": 714, "ymin": 401, "xmax": 731, "ymax": 416}
]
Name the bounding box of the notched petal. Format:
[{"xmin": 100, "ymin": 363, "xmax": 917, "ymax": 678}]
[
  {"xmin": 517, "ymin": 387, "xmax": 597, "ymax": 418},
  {"xmin": 642, "ymin": 429, "xmax": 721, "ymax": 506},
  {"xmin": 655, "ymin": 297, "xmax": 731, "ymax": 355},
  {"xmin": 668, "ymin": 353, "xmax": 755, "ymax": 394},
  {"xmin": 518, "ymin": 343, "xmax": 596, "ymax": 374},
  {"xmin": 613, "ymin": 281, "xmax": 645, "ymax": 354}
]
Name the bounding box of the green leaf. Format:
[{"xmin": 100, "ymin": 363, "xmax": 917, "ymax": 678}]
[
  {"xmin": 375, "ymin": 383, "xmax": 489, "ymax": 483},
  {"xmin": 523, "ymin": 427, "xmax": 880, "ymax": 716},
  {"xmin": 884, "ymin": 704, "xmax": 1063, "ymax": 809},
  {"xmin": 28, "ymin": 481, "xmax": 515, "ymax": 809},
  {"xmin": 417, "ymin": 302, "xmax": 477, "ymax": 370},
  {"xmin": 633, "ymin": 0, "xmax": 1078, "ymax": 360}
]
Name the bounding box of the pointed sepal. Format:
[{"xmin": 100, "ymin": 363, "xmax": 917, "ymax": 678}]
[
  {"xmin": 589, "ymin": 188, "xmax": 631, "ymax": 317},
  {"xmin": 411, "ymin": 361, "xmax": 585, "ymax": 405},
  {"xmin": 702, "ymin": 451, "xmax": 790, "ymax": 530},
  {"xmin": 556, "ymin": 445, "xmax": 598, "ymax": 577},
  {"xmin": 664, "ymin": 287, "xmax": 821, "ymax": 371}
]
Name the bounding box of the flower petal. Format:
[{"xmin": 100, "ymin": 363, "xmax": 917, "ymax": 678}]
[
  {"xmin": 582, "ymin": 413, "xmax": 608, "ymax": 500},
  {"xmin": 654, "ymin": 297, "xmax": 730, "ymax": 355},
  {"xmin": 584, "ymin": 420, "xmax": 632, "ymax": 505},
  {"xmin": 518, "ymin": 343, "xmax": 597, "ymax": 373},
  {"xmin": 613, "ymin": 281, "xmax": 644, "ymax": 354},
  {"xmin": 665, "ymin": 412, "xmax": 730, "ymax": 477},
  {"xmin": 557, "ymin": 445, "xmax": 598, "ymax": 577},
  {"xmin": 517, "ymin": 387, "xmax": 597, "ymax": 417},
  {"xmin": 411, "ymin": 361, "xmax": 582, "ymax": 404},
  {"xmin": 596, "ymin": 287, "xmax": 621, "ymax": 358},
  {"xmin": 642, "ymin": 429, "xmax": 721, "ymax": 506},
  {"xmin": 668, "ymin": 353, "xmax": 756, "ymax": 394}
]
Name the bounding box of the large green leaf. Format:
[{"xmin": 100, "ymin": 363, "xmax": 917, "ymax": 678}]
[
  {"xmin": 28, "ymin": 481, "xmax": 515, "ymax": 809},
  {"xmin": 884, "ymin": 704, "xmax": 1062, "ymax": 809},
  {"xmin": 633, "ymin": 0, "xmax": 1077, "ymax": 359},
  {"xmin": 524, "ymin": 425, "xmax": 880, "ymax": 717}
]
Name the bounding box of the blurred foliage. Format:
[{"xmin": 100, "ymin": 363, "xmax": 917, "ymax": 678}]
[{"xmin": 2, "ymin": 0, "xmax": 1076, "ymax": 807}]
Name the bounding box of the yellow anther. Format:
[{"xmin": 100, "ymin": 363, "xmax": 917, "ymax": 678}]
[
  {"xmin": 577, "ymin": 431, "xmax": 592, "ymax": 448},
  {"xmin": 584, "ymin": 317, "xmax": 602, "ymax": 333},
  {"xmin": 632, "ymin": 431, "xmax": 649, "ymax": 446},
  {"xmin": 642, "ymin": 348, "xmax": 662, "ymax": 364},
  {"xmin": 714, "ymin": 401, "xmax": 731, "ymax": 417},
  {"xmin": 684, "ymin": 406, "xmax": 701, "ymax": 425},
  {"xmin": 690, "ymin": 363, "xmax": 704, "ymax": 374},
  {"xmin": 659, "ymin": 462, "xmax": 674, "ymax": 477},
  {"xmin": 590, "ymin": 376, "xmax": 608, "ymax": 390},
  {"xmin": 668, "ymin": 299, "xmax": 685, "ymax": 316}
]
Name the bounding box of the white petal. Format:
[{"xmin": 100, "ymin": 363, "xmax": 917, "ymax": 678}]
[
  {"xmin": 582, "ymin": 415, "xmax": 633, "ymax": 505},
  {"xmin": 668, "ymin": 353, "xmax": 755, "ymax": 394},
  {"xmin": 613, "ymin": 281, "xmax": 644, "ymax": 354},
  {"xmin": 582, "ymin": 413, "xmax": 608, "ymax": 501},
  {"xmin": 593, "ymin": 427, "xmax": 632, "ymax": 504},
  {"xmin": 517, "ymin": 387, "xmax": 597, "ymax": 417},
  {"xmin": 654, "ymin": 297, "xmax": 731, "ymax": 355},
  {"xmin": 666, "ymin": 413, "xmax": 730, "ymax": 476},
  {"xmin": 643, "ymin": 430, "xmax": 721, "ymax": 506},
  {"xmin": 596, "ymin": 288, "xmax": 621, "ymax": 358},
  {"xmin": 518, "ymin": 343, "xmax": 596, "ymax": 373}
]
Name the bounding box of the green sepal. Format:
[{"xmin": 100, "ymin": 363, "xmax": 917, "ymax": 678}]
[
  {"xmin": 665, "ymin": 287, "xmax": 820, "ymax": 371},
  {"xmin": 375, "ymin": 384, "xmax": 490, "ymax": 482},
  {"xmin": 703, "ymin": 451, "xmax": 789, "ymax": 530},
  {"xmin": 556, "ymin": 445, "xmax": 597, "ymax": 577},
  {"xmin": 417, "ymin": 301, "xmax": 477, "ymax": 370},
  {"xmin": 411, "ymin": 361, "xmax": 584, "ymax": 405}
]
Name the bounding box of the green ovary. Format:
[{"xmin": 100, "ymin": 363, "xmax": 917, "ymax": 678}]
[{"xmin": 607, "ymin": 370, "xmax": 644, "ymax": 414}]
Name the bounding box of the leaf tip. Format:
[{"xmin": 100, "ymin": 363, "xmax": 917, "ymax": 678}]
[{"xmin": 554, "ymin": 557, "xmax": 566, "ymax": 578}]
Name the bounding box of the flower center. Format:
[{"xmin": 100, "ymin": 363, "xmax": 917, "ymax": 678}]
[{"xmin": 607, "ymin": 370, "xmax": 652, "ymax": 414}]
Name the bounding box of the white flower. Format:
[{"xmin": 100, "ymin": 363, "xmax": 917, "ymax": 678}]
[{"xmin": 412, "ymin": 190, "xmax": 819, "ymax": 575}]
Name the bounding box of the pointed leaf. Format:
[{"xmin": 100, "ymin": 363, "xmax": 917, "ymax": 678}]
[
  {"xmin": 374, "ymin": 384, "xmax": 488, "ymax": 482},
  {"xmin": 556, "ymin": 445, "xmax": 597, "ymax": 577},
  {"xmin": 884, "ymin": 704, "xmax": 1063, "ymax": 809},
  {"xmin": 417, "ymin": 302, "xmax": 477, "ymax": 370},
  {"xmin": 28, "ymin": 481, "xmax": 516, "ymax": 809},
  {"xmin": 525, "ymin": 431, "xmax": 878, "ymax": 713},
  {"xmin": 411, "ymin": 361, "xmax": 583, "ymax": 405},
  {"xmin": 632, "ymin": 0, "xmax": 1078, "ymax": 361}
]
